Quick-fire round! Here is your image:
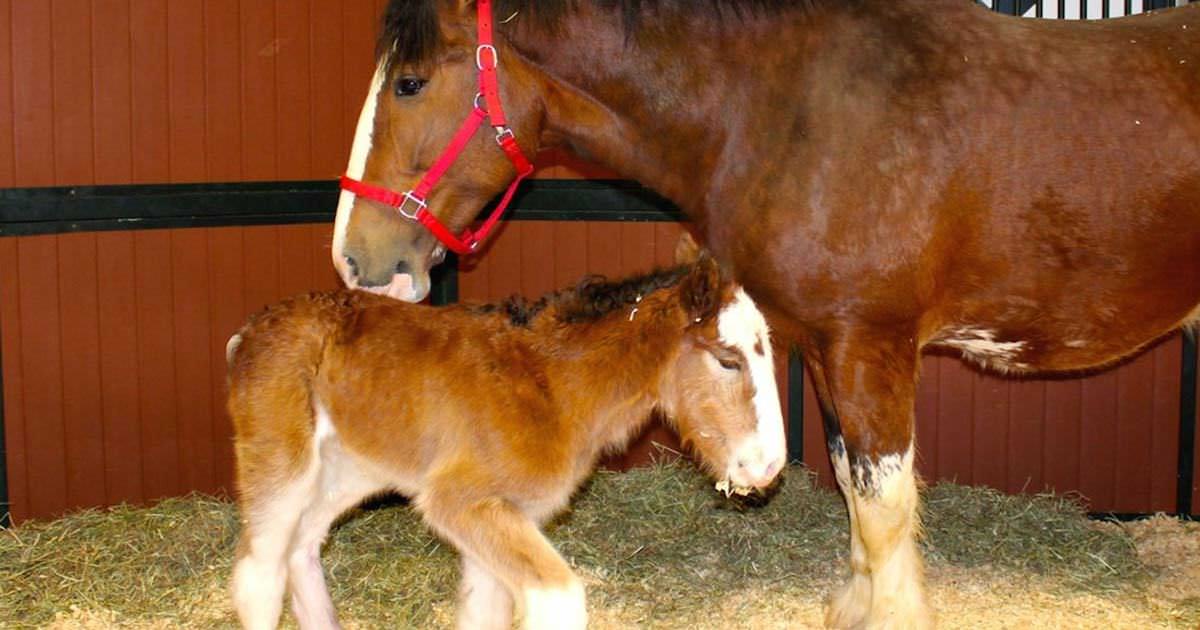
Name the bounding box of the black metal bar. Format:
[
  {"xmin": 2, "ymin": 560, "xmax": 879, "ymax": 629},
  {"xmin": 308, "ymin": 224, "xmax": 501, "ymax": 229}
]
[
  {"xmin": 0, "ymin": 179, "xmax": 685, "ymax": 236},
  {"xmin": 429, "ymin": 254, "xmax": 460, "ymax": 306},
  {"xmin": 1179, "ymin": 333, "xmax": 1197, "ymax": 517},
  {"xmin": 787, "ymin": 350, "xmax": 805, "ymax": 463}
]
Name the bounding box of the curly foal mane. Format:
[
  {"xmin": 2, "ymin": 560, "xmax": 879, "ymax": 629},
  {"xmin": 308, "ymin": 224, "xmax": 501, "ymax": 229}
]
[{"xmin": 470, "ymin": 264, "xmax": 698, "ymax": 327}]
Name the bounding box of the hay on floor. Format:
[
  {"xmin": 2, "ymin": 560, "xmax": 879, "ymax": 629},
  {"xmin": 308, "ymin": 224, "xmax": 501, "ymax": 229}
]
[{"xmin": 0, "ymin": 463, "xmax": 1190, "ymax": 629}]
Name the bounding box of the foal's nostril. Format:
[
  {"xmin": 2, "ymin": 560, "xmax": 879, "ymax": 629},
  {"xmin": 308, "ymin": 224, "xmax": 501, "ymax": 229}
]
[
  {"xmin": 344, "ymin": 256, "xmax": 360, "ymax": 279},
  {"xmin": 736, "ymin": 459, "xmax": 748, "ymax": 470}
]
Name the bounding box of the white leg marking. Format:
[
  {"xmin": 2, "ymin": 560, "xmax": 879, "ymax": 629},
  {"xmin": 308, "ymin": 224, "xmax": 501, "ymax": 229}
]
[
  {"xmin": 457, "ymin": 557, "xmax": 514, "ymax": 630},
  {"xmin": 231, "ymin": 443, "xmax": 323, "ymax": 630},
  {"xmin": 225, "ymin": 333, "xmax": 243, "ymax": 366},
  {"xmin": 716, "ymin": 287, "xmax": 787, "ymax": 481},
  {"xmin": 852, "ymin": 444, "xmax": 933, "ymax": 630},
  {"xmin": 287, "ymin": 401, "xmax": 379, "ymax": 630},
  {"xmin": 522, "ymin": 579, "xmax": 586, "ymax": 630},
  {"xmin": 826, "ymin": 436, "xmax": 873, "ymax": 630},
  {"xmin": 331, "ymin": 62, "xmax": 387, "ymax": 283}
]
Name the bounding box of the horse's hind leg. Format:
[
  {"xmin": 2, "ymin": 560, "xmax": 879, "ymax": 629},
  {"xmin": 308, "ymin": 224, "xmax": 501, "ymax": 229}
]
[
  {"xmin": 811, "ymin": 332, "xmax": 932, "ymax": 630},
  {"xmin": 417, "ymin": 467, "xmax": 584, "ymax": 630}
]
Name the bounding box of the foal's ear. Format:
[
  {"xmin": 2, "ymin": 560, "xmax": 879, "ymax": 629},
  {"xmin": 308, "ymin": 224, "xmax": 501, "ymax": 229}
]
[
  {"xmin": 680, "ymin": 254, "xmax": 723, "ymax": 324},
  {"xmin": 674, "ymin": 232, "xmax": 702, "ymax": 265}
]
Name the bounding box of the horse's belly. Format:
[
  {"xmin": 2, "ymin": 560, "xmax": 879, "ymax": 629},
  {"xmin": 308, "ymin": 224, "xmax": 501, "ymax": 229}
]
[{"xmin": 927, "ymin": 299, "xmax": 1200, "ymax": 375}]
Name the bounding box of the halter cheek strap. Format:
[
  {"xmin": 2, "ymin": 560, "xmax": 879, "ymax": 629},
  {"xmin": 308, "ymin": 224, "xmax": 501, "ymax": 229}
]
[{"xmin": 339, "ymin": 0, "xmax": 534, "ymax": 256}]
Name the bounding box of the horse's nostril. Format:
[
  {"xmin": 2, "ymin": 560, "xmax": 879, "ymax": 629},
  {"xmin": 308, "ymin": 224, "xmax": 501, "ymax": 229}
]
[
  {"xmin": 395, "ymin": 260, "xmax": 411, "ymax": 276},
  {"xmin": 345, "ymin": 256, "xmax": 360, "ymax": 279}
]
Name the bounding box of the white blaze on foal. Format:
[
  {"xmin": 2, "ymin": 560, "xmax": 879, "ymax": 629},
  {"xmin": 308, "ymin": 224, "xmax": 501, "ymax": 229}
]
[{"xmin": 715, "ymin": 288, "xmax": 787, "ymax": 492}]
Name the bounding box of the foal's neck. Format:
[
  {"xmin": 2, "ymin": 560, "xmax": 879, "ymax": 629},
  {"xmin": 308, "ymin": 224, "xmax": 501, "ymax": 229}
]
[{"xmin": 542, "ymin": 290, "xmax": 687, "ymax": 453}]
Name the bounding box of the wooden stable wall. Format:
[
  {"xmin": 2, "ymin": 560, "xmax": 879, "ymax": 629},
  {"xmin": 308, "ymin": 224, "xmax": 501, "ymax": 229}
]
[
  {"xmin": 1, "ymin": 0, "xmax": 1197, "ymax": 523},
  {"xmin": 3, "ymin": 216, "xmax": 1197, "ymax": 523},
  {"xmin": 0, "ymin": 0, "xmax": 392, "ymax": 189}
]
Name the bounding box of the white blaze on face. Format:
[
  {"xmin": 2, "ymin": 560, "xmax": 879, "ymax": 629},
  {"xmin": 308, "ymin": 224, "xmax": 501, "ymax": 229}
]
[
  {"xmin": 331, "ymin": 62, "xmax": 387, "ymax": 285},
  {"xmin": 717, "ymin": 287, "xmax": 787, "ymax": 485}
]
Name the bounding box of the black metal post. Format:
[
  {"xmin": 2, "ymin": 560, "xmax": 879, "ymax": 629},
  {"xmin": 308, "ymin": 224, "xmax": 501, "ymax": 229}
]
[
  {"xmin": 1179, "ymin": 333, "xmax": 1197, "ymax": 518},
  {"xmin": 787, "ymin": 350, "xmax": 805, "ymax": 464},
  {"xmin": 429, "ymin": 254, "xmax": 460, "ymax": 306}
]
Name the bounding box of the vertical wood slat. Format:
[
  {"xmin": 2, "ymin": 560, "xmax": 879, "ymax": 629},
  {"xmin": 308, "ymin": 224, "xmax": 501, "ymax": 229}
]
[
  {"xmin": 205, "ymin": 0, "xmax": 243, "ymax": 182},
  {"xmin": 56, "ymin": 234, "xmax": 106, "ymax": 511},
  {"xmin": 166, "ymin": 0, "xmax": 206, "ymax": 183},
  {"xmin": 0, "ymin": 238, "xmax": 28, "ymax": 523},
  {"xmin": 1150, "ymin": 339, "xmax": 1181, "ymax": 513},
  {"xmin": 130, "ymin": 0, "xmax": 168, "ymax": 184},
  {"xmin": 134, "ymin": 231, "xmax": 178, "ymax": 501},
  {"xmin": 207, "ymin": 227, "xmax": 246, "ymax": 495},
  {"xmin": 240, "ymin": 0, "xmax": 277, "ymax": 181},
  {"xmin": 91, "ymin": 0, "xmax": 133, "ymax": 185},
  {"xmin": 171, "ymin": 229, "xmax": 214, "ymax": 494},
  {"xmin": 96, "ymin": 232, "xmax": 143, "ymax": 506},
  {"xmin": 342, "ymin": 1, "xmax": 377, "ymax": 163},
  {"xmin": 1115, "ymin": 350, "xmax": 1157, "ymax": 512},
  {"xmin": 52, "ymin": 0, "xmax": 94, "ymax": 185},
  {"xmin": 0, "ymin": 0, "xmax": 13, "ymax": 187},
  {"xmin": 275, "ymin": 0, "xmax": 313, "ymax": 180},
  {"xmin": 10, "ymin": 1, "xmax": 53, "ymax": 187},
  {"xmin": 16, "ymin": 236, "xmax": 67, "ymax": 518},
  {"xmin": 309, "ymin": 0, "xmax": 345, "ymax": 179}
]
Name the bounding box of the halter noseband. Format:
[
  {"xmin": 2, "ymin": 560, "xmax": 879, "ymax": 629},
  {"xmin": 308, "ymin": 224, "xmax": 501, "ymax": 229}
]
[{"xmin": 339, "ymin": 0, "xmax": 534, "ymax": 256}]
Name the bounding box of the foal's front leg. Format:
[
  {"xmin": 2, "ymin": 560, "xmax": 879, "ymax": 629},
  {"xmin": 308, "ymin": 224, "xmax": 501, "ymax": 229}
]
[
  {"xmin": 812, "ymin": 333, "xmax": 932, "ymax": 630},
  {"xmin": 417, "ymin": 470, "xmax": 585, "ymax": 630}
]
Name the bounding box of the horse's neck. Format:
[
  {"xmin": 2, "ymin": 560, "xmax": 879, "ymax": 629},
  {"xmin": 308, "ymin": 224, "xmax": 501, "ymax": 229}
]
[{"xmin": 508, "ymin": 1, "xmax": 849, "ymax": 214}]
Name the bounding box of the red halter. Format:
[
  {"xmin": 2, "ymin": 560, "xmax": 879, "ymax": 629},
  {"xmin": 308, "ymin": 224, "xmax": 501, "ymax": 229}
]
[{"xmin": 339, "ymin": 0, "xmax": 534, "ymax": 255}]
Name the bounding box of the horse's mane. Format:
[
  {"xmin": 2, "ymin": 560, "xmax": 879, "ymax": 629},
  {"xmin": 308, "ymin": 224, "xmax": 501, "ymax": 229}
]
[
  {"xmin": 469, "ymin": 265, "xmax": 693, "ymax": 327},
  {"xmin": 379, "ymin": 0, "xmax": 837, "ymax": 69}
]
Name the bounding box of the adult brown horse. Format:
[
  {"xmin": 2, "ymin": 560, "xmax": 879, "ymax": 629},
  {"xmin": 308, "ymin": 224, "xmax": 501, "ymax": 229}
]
[{"xmin": 331, "ymin": 0, "xmax": 1200, "ymax": 626}]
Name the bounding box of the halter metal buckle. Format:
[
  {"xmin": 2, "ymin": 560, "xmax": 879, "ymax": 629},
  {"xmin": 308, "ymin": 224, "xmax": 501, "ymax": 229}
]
[
  {"xmin": 397, "ymin": 191, "xmax": 427, "ymax": 220},
  {"xmin": 495, "ymin": 126, "xmax": 515, "ymax": 145},
  {"xmin": 476, "ymin": 44, "xmax": 498, "ymax": 70}
]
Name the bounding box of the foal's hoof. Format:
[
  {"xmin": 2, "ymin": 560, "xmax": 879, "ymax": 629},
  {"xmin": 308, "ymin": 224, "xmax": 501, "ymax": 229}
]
[{"xmin": 716, "ymin": 472, "xmax": 784, "ymax": 511}]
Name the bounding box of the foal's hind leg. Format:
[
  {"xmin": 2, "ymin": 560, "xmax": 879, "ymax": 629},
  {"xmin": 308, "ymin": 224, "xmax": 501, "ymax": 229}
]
[
  {"xmin": 287, "ymin": 429, "xmax": 383, "ymax": 630},
  {"xmin": 811, "ymin": 333, "xmax": 931, "ymax": 630},
  {"xmin": 417, "ymin": 467, "xmax": 584, "ymax": 630},
  {"xmin": 458, "ymin": 556, "xmax": 515, "ymax": 630},
  {"xmin": 231, "ymin": 456, "xmax": 321, "ymax": 630}
]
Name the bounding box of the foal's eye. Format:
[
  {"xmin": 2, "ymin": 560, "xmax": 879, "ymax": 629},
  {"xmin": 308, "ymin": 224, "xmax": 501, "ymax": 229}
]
[
  {"xmin": 717, "ymin": 357, "xmax": 742, "ymax": 372},
  {"xmin": 395, "ymin": 76, "xmax": 427, "ymax": 97}
]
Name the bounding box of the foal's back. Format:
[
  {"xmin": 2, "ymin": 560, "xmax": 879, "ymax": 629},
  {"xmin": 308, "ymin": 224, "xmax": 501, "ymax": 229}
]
[{"xmin": 229, "ymin": 289, "xmax": 580, "ymax": 497}]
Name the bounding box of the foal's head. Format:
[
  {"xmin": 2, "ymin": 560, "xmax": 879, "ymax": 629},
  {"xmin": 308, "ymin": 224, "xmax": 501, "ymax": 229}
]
[{"xmin": 663, "ymin": 253, "xmax": 787, "ymax": 493}]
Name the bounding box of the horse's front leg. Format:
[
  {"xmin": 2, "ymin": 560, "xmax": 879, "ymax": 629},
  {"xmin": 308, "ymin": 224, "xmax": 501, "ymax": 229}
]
[{"xmin": 809, "ymin": 331, "xmax": 932, "ymax": 630}]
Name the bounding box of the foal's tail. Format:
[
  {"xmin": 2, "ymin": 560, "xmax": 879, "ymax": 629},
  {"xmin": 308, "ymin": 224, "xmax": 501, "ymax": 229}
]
[{"xmin": 226, "ymin": 292, "xmax": 350, "ymax": 500}]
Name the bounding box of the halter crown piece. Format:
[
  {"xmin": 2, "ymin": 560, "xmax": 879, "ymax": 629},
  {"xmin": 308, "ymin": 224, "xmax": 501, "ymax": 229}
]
[{"xmin": 339, "ymin": 0, "xmax": 535, "ymax": 255}]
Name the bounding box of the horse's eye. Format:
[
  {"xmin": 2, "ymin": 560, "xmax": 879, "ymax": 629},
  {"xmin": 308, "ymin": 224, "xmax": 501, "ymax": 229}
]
[{"xmin": 395, "ymin": 76, "xmax": 426, "ymax": 97}]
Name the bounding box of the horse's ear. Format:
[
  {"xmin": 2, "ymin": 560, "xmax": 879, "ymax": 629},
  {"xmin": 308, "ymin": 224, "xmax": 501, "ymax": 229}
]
[
  {"xmin": 680, "ymin": 254, "xmax": 722, "ymax": 324},
  {"xmin": 675, "ymin": 232, "xmax": 702, "ymax": 265}
]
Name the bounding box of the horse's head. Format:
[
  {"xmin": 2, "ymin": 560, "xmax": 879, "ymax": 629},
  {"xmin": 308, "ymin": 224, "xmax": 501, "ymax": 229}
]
[
  {"xmin": 662, "ymin": 245, "xmax": 787, "ymax": 493},
  {"xmin": 333, "ymin": 1, "xmax": 547, "ymax": 301}
]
